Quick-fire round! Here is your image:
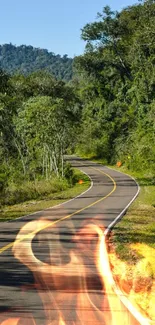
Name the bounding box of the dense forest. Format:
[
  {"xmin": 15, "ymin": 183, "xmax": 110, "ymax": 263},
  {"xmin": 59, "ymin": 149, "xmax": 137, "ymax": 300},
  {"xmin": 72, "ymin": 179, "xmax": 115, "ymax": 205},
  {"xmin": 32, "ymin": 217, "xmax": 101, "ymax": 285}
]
[
  {"xmin": 0, "ymin": 0, "xmax": 155, "ymax": 208},
  {"xmin": 0, "ymin": 44, "xmax": 73, "ymax": 81},
  {"xmin": 74, "ymin": 0, "xmax": 155, "ymax": 173}
]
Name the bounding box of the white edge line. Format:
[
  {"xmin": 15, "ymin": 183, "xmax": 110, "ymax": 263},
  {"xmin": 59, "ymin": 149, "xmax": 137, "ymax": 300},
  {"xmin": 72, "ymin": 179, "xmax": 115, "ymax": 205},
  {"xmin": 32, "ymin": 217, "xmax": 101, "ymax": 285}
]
[
  {"xmin": 103, "ymin": 166, "xmax": 152, "ymax": 325},
  {"xmin": 8, "ymin": 169, "xmax": 93, "ymax": 222},
  {"xmin": 104, "ymin": 166, "xmax": 140, "ymax": 235}
]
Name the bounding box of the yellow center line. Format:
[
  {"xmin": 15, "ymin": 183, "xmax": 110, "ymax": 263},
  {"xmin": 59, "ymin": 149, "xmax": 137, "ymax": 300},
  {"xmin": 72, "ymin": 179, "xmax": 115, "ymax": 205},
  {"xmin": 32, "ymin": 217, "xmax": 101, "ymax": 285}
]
[{"xmin": 0, "ymin": 167, "xmax": 116, "ymax": 255}]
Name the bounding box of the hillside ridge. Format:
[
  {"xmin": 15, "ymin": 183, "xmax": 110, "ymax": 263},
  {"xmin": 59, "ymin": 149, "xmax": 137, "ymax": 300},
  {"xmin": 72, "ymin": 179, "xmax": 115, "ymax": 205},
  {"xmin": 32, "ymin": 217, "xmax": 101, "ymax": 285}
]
[{"xmin": 0, "ymin": 43, "xmax": 73, "ymax": 81}]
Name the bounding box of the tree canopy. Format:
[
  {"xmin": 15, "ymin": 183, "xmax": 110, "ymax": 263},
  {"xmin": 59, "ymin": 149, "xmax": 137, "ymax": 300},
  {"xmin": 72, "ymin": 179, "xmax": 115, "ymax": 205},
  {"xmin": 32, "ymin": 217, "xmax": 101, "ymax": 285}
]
[{"xmin": 74, "ymin": 0, "xmax": 155, "ymax": 172}]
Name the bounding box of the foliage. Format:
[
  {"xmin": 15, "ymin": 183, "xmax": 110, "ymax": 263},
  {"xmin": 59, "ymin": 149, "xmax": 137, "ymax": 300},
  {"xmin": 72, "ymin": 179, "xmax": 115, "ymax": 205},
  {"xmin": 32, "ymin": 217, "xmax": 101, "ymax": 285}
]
[
  {"xmin": 0, "ymin": 69, "xmax": 81, "ymax": 207},
  {"xmin": 0, "ymin": 169, "xmax": 90, "ymax": 222},
  {"xmin": 74, "ymin": 0, "xmax": 155, "ymax": 174}
]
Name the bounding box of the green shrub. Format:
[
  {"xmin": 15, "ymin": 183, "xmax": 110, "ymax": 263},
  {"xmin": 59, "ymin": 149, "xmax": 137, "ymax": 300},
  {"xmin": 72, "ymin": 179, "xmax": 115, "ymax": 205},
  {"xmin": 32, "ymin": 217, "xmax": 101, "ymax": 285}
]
[
  {"xmin": 3, "ymin": 176, "xmax": 70, "ymax": 206},
  {"xmin": 0, "ymin": 165, "xmax": 9, "ymax": 206},
  {"xmin": 63, "ymin": 163, "xmax": 74, "ymax": 184}
]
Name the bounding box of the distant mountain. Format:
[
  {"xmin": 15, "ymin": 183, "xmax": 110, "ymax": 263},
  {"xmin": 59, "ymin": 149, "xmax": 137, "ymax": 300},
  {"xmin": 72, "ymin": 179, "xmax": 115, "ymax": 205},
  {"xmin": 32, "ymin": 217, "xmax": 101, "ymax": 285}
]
[{"xmin": 0, "ymin": 43, "xmax": 73, "ymax": 81}]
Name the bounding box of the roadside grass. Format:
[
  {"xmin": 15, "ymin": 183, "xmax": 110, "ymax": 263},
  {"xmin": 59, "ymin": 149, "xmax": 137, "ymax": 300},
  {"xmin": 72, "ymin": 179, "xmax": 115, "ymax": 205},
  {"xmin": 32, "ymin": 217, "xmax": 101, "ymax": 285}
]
[
  {"xmin": 108, "ymin": 166, "xmax": 155, "ymax": 262},
  {"xmin": 0, "ymin": 169, "xmax": 90, "ymax": 222}
]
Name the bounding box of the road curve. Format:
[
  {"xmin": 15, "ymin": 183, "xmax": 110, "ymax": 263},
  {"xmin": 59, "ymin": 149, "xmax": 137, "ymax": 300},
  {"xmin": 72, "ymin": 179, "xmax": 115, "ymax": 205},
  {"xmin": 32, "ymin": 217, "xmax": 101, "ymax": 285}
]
[{"xmin": 0, "ymin": 157, "xmax": 141, "ymax": 325}]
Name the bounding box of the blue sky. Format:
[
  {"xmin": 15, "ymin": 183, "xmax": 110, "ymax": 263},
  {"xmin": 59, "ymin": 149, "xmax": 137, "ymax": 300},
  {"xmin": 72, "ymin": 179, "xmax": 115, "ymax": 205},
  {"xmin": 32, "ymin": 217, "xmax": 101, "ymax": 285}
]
[{"xmin": 1, "ymin": 0, "xmax": 138, "ymax": 57}]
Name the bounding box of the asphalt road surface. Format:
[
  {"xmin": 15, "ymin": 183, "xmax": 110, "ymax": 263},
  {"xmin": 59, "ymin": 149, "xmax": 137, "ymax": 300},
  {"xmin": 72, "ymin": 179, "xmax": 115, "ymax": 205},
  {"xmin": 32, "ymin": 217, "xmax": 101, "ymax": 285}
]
[{"xmin": 0, "ymin": 157, "xmax": 141, "ymax": 325}]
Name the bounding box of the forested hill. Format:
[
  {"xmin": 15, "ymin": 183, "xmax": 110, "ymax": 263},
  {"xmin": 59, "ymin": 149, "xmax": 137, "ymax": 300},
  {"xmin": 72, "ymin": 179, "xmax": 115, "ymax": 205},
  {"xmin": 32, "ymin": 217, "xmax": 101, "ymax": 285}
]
[{"xmin": 0, "ymin": 44, "xmax": 73, "ymax": 81}]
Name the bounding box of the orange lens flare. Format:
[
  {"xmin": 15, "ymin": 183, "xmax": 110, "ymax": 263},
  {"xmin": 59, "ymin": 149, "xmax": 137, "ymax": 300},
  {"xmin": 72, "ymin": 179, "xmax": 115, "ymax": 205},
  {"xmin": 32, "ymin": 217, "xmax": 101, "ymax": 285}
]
[
  {"xmin": 0, "ymin": 317, "xmax": 36, "ymax": 325},
  {"xmin": 0, "ymin": 319, "xmax": 20, "ymax": 325},
  {"xmin": 0, "ymin": 217, "xmax": 151, "ymax": 324},
  {"xmin": 59, "ymin": 317, "xmax": 66, "ymax": 325},
  {"xmin": 78, "ymin": 179, "xmax": 84, "ymax": 184}
]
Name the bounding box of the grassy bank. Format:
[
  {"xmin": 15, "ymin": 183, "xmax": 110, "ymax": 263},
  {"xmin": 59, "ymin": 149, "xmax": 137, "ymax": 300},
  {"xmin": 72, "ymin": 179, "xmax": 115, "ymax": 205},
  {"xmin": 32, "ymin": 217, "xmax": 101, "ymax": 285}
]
[
  {"xmin": 108, "ymin": 166, "xmax": 155, "ymax": 258},
  {"xmin": 0, "ymin": 169, "xmax": 90, "ymax": 222}
]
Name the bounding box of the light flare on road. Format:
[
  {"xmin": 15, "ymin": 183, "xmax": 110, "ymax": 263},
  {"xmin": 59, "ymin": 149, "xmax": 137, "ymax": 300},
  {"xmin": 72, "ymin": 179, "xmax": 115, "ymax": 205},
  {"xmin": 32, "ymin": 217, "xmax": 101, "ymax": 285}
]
[{"xmin": 0, "ymin": 216, "xmax": 147, "ymax": 325}]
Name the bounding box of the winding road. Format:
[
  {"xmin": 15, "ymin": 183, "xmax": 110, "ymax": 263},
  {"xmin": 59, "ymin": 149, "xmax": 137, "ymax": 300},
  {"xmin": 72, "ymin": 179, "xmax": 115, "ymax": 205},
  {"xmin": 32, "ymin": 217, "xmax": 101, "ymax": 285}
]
[{"xmin": 0, "ymin": 157, "xmax": 142, "ymax": 325}]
